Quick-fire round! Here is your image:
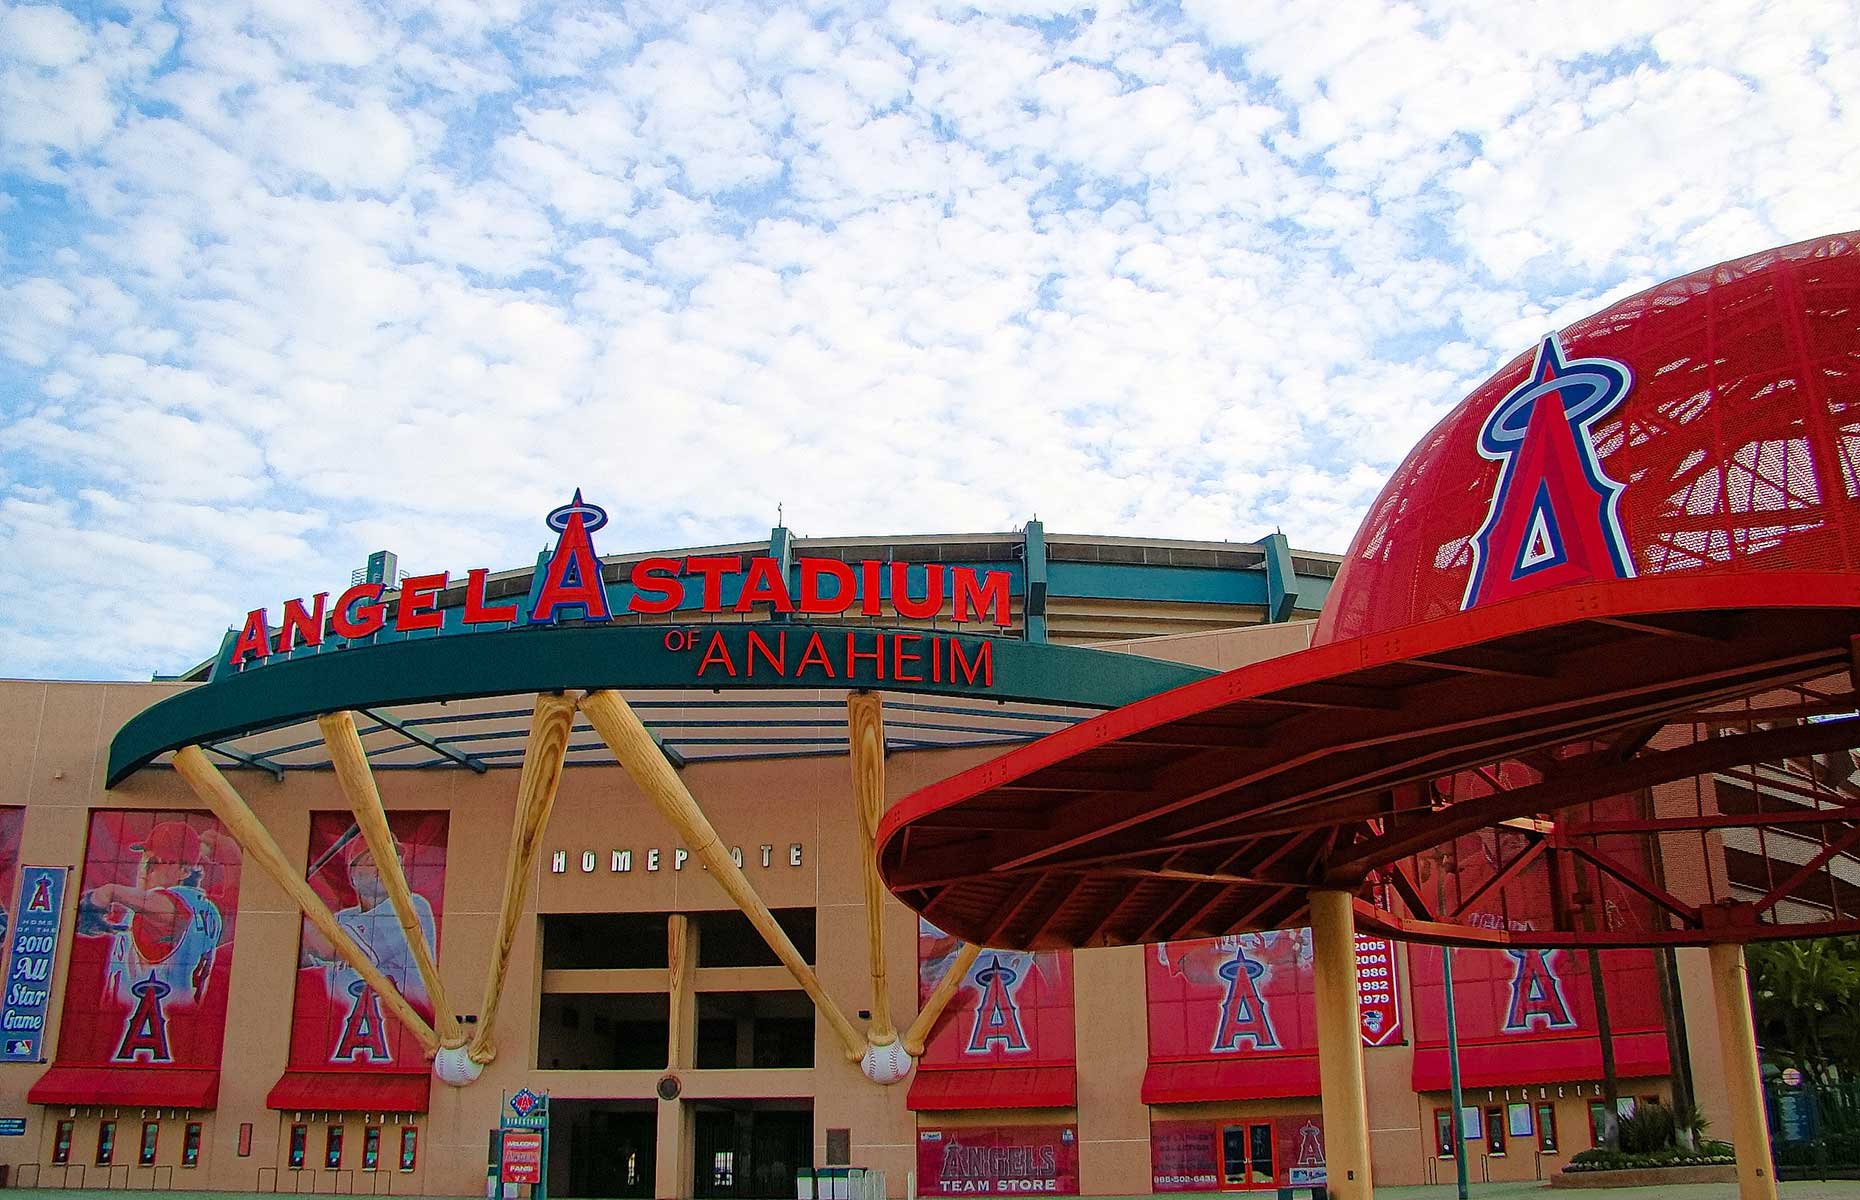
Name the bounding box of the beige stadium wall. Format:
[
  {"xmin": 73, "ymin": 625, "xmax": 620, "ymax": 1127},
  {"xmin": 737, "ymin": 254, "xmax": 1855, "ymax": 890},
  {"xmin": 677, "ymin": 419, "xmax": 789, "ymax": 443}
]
[{"xmin": 0, "ymin": 617, "xmax": 1715, "ymax": 1196}]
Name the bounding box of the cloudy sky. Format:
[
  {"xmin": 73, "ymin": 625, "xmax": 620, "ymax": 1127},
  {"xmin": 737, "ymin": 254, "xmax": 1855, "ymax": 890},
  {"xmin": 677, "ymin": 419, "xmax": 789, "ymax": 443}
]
[{"xmin": 1, "ymin": 0, "xmax": 1856, "ymax": 679}]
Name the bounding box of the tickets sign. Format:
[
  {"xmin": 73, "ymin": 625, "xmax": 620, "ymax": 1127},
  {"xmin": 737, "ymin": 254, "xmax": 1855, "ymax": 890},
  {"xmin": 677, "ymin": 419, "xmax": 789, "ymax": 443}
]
[{"xmin": 2, "ymin": 865, "xmax": 67, "ymax": 1062}]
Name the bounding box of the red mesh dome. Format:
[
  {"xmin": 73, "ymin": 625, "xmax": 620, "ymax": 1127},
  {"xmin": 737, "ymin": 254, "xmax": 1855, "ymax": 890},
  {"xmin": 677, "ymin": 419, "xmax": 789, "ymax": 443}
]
[{"xmin": 1317, "ymin": 231, "xmax": 1860, "ymax": 645}]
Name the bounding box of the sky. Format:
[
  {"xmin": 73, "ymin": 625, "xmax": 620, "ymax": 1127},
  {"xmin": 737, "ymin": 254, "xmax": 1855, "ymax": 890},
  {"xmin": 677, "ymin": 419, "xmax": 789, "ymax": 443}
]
[{"xmin": 1, "ymin": 0, "xmax": 1856, "ymax": 680}]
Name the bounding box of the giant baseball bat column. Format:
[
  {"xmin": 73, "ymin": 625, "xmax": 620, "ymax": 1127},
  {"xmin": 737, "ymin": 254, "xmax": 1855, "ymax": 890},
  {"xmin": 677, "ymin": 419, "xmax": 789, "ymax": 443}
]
[
  {"xmin": 903, "ymin": 941, "xmax": 982, "ymax": 1056},
  {"xmin": 172, "ymin": 746, "xmax": 438, "ymax": 1055},
  {"xmin": 318, "ymin": 711, "xmax": 461, "ymax": 1049},
  {"xmin": 580, "ymin": 688, "xmax": 868, "ymax": 1062},
  {"xmin": 847, "ymin": 691, "xmax": 895, "ymax": 1045},
  {"xmin": 469, "ymin": 692, "xmax": 577, "ymax": 1068}
]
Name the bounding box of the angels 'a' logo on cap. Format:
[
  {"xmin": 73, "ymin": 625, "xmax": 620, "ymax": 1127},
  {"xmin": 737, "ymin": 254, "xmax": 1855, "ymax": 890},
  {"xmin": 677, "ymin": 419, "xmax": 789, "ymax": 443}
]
[{"xmin": 1463, "ymin": 333, "xmax": 1636, "ymax": 610}]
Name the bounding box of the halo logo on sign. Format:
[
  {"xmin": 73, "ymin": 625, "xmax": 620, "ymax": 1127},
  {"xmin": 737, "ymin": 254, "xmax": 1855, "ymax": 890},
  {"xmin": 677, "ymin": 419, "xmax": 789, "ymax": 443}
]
[
  {"xmin": 966, "ymin": 954, "xmax": 1031, "ymax": 1054},
  {"xmin": 1211, "ymin": 946, "xmax": 1279, "ymax": 1052},
  {"xmin": 509, "ymin": 1088, "xmax": 543, "ymax": 1118},
  {"xmin": 1463, "ymin": 333, "xmax": 1635, "ymax": 610}
]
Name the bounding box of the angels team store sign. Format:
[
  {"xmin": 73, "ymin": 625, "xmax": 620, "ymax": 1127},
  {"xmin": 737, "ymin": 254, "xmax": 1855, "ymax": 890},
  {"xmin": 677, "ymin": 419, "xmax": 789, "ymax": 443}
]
[{"xmin": 226, "ymin": 492, "xmax": 1015, "ymax": 687}]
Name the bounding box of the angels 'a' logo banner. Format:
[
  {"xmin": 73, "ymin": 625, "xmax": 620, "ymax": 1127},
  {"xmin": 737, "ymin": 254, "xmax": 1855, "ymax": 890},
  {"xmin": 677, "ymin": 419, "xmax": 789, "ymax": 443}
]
[
  {"xmin": 917, "ymin": 919, "xmax": 1075, "ymax": 1069},
  {"xmin": 52, "ymin": 810, "xmax": 243, "ymax": 1070},
  {"xmin": 289, "ymin": 812, "xmax": 447, "ymax": 1071},
  {"xmin": 1147, "ymin": 931, "xmax": 1315, "ymax": 1060},
  {"xmin": 1463, "ymin": 332, "xmax": 1635, "ymax": 609}
]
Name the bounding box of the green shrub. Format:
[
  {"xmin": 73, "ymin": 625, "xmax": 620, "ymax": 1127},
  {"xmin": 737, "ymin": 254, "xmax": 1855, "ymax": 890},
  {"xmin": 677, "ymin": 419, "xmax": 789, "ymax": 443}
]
[
  {"xmin": 1618, "ymin": 1104, "xmax": 1678, "ymax": 1154},
  {"xmin": 1562, "ymin": 1145, "xmax": 1736, "ymax": 1173}
]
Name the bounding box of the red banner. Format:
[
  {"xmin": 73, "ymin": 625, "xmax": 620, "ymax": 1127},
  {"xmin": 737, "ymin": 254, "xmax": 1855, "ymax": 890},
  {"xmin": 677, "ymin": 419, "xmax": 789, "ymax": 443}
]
[
  {"xmin": 500, "ymin": 1131, "xmax": 543, "ymax": 1184},
  {"xmin": 1408, "ymin": 942, "xmax": 1664, "ymax": 1047},
  {"xmin": 0, "ymin": 806, "xmax": 21, "ymax": 934},
  {"xmin": 55, "ymin": 810, "xmax": 242, "ymax": 1069},
  {"xmin": 1148, "ymin": 930, "xmax": 1400, "ymax": 1062},
  {"xmin": 918, "ymin": 920, "xmax": 1074, "ymax": 1069},
  {"xmin": 1147, "ymin": 931, "xmax": 1317, "ymax": 1060},
  {"xmin": 917, "ymin": 1125, "xmax": 1078, "ymax": 1196},
  {"xmin": 1355, "ymin": 934, "xmax": 1402, "ymax": 1045},
  {"xmin": 288, "ymin": 812, "xmax": 447, "ymax": 1071}
]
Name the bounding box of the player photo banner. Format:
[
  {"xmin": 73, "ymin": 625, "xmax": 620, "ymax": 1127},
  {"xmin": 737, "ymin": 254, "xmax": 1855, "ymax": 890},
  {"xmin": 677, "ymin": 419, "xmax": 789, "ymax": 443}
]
[
  {"xmin": 54, "ymin": 810, "xmax": 242, "ymax": 1070},
  {"xmin": 2, "ymin": 865, "xmax": 68, "ymax": 1062},
  {"xmin": 918, "ymin": 919, "xmax": 1075, "ymax": 1069},
  {"xmin": 289, "ymin": 812, "xmax": 447, "ymax": 1071},
  {"xmin": 917, "ymin": 1125, "xmax": 1079, "ymax": 1196}
]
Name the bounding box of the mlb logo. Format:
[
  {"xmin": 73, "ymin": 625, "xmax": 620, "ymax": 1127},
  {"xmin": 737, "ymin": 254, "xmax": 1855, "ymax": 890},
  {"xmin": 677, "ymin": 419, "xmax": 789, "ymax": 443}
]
[{"xmin": 5, "ymin": 1038, "xmax": 34, "ymax": 1056}]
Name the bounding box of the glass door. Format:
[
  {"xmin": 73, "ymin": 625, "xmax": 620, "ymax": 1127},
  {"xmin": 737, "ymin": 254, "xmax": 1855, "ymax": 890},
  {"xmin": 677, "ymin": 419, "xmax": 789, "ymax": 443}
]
[{"xmin": 1219, "ymin": 1123, "xmax": 1276, "ymax": 1190}]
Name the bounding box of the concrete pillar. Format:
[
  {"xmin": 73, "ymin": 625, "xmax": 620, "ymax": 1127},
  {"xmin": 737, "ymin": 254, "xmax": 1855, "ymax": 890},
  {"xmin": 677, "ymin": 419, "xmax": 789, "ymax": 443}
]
[
  {"xmin": 1709, "ymin": 942, "xmax": 1778, "ymax": 1200},
  {"xmin": 1310, "ymin": 889, "xmax": 1372, "ymax": 1199},
  {"xmin": 655, "ymin": 1098, "xmax": 692, "ymax": 1200}
]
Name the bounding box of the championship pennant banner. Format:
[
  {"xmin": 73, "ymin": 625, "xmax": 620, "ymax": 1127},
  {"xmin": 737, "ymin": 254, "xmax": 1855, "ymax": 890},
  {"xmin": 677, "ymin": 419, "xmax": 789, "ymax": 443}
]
[
  {"xmin": 2, "ymin": 866, "xmax": 68, "ymax": 1062},
  {"xmin": 54, "ymin": 810, "xmax": 243, "ymax": 1070},
  {"xmin": 288, "ymin": 812, "xmax": 447, "ymax": 1072}
]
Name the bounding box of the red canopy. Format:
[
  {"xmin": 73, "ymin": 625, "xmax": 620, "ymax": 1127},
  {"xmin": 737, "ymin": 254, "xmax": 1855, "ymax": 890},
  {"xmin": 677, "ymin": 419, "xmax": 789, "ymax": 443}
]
[
  {"xmin": 266, "ymin": 1071, "xmax": 430, "ymax": 1114},
  {"xmin": 1411, "ymin": 1031, "xmax": 1669, "ymax": 1091},
  {"xmin": 1141, "ymin": 1056, "xmax": 1319, "ymax": 1105},
  {"xmin": 30, "ymin": 1066, "xmax": 219, "ymax": 1109},
  {"xmin": 907, "ymin": 1066, "xmax": 1076, "ymax": 1111}
]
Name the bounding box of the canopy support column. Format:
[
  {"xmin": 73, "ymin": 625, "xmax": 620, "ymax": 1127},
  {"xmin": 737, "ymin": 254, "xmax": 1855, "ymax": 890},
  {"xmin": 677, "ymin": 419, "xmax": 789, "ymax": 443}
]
[
  {"xmin": 1710, "ymin": 942, "xmax": 1779, "ymax": 1200},
  {"xmin": 470, "ymin": 693, "xmax": 576, "ymax": 1065},
  {"xmin": 171, "ymin": 745, "xmax": 437, "ymax": 1055},
  {"xmin": 1310, "ymin": 889, "xmax": 1372, "ymax": 1200},
  {"xmin": 318, "ymin": 711, "xmax": 461, "ymax": 1048},
  {"xmin": 849, "ymin": 691, "xmax": 895, "ymax": 1046},
  {"xmin": 581, "ymin": 688, "xmax": 867, "ymax": 1062}
]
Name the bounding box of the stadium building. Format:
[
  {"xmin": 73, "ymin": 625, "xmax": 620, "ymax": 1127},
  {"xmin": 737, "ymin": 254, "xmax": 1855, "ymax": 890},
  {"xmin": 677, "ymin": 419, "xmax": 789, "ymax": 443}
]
[{"xmin": 3, "ymin": 231, "xmax": 1858, "ymax": 1200}]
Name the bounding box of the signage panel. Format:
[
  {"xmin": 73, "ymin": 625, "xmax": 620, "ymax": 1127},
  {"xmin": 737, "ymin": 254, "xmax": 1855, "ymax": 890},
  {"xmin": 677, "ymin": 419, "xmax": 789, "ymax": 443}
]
[
  {"xmin": 917, "ymin": 920, "xmax": 1075, "ymax": 1070},
  {"xmin": 500, "ymin": 1130, "xmax": 543, "ymax": 1184},
  {"xmin": 917, "ymin": 1125, "xmax": 1078, "ymax": 1196},
  {"xmin": 2, "ymin": 857, "xmax": 67, "ymax": 1062}
]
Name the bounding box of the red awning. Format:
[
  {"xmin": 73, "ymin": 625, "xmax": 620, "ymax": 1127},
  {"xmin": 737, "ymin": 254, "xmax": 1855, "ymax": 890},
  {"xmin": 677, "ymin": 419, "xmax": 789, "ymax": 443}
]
[
  {"xmin": 29, "ymin": 1066, "xmax": 220, "ymax": 1109},
  {"xmin": 1141, "ymin": 1056, "xmax": 1320, "ymax": 1104},
  {"xmin": 907, "ymin": 1066, "xmax": 1076, "ymax": 1111},
  {"xmin": 1411, "ymin": 1031, "xmax": 1670, "ymax": 1092},
  {"xmin": 267, "ymin": 1071, "xmax": 431, "ymax": 1114}
]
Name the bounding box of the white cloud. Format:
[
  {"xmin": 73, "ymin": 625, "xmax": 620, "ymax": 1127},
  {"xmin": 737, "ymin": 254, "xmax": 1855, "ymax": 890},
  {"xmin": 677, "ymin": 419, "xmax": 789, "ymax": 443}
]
[{"xmin": 0, "ymin": 0, "xmax": 1856, "ymax": 677}]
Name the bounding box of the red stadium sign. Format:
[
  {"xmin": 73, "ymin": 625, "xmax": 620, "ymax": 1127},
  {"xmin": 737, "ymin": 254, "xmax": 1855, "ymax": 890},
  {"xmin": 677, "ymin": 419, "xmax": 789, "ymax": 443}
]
[
  {"xmin": 499, "ymin": 1131, "xmax": 543, "ymax": 1185},
  {"xmin": 229, "ymin": 492, "xmax": 1014, "ymax": 668}
]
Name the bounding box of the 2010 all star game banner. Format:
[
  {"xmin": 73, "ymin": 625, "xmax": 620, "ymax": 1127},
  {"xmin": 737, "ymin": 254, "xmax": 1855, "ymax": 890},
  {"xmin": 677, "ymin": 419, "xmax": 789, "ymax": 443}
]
[
  {"xmin": 288, "ymin": 812, "xmax": 447, "ymax": 1072},
  {"xmin": 917, "ymin": 919, "xmax": 1075, "ymax": 1069},
  {"xmin": 51, "ymin": 810, "xmax": 243, "ymax": 1071}
]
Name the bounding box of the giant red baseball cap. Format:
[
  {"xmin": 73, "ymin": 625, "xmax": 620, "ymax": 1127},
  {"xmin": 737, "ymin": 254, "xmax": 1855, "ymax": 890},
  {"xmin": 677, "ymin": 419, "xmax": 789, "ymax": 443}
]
[{"xmin": 878, "ymin": 231, "xmax": 1860, "ymax": 950}]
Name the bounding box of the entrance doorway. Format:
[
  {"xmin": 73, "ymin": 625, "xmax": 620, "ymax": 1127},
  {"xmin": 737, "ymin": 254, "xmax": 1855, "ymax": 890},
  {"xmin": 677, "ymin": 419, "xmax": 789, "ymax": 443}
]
[
  {"xmin": 693, "ymin": 1101, "xmax": 812, "ymax": 1200},
  {"xmin": 1220, "ymin": 1122, "xmax": 1275, "ymax": 1190},
  {"xmin": 550, "ymin": 1100, "xmax": 656, "ymax": 1198}
]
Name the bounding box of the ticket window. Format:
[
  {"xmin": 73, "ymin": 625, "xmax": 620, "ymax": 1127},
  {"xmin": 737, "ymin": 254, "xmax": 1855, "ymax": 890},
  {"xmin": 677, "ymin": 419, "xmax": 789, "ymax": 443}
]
[
  {"xmin": 1484, "ymin": 1107, "xmax": 1505, "ymax": 1156},
  {"xmin": 183, "ymin": 1123, "xmax": 203, "ymax": 1168},
  {"xmin": 326, "ymin": 1125, "xmax": 345, "ymax": 1170},
  {"xmin": 1220, "ymin": 1123, "xmax": 1275, "ymax": 1190},
  {"xmin": 363, "ymin": 1126, "xmax": 382, "ymax": 1171},
  {"xmin": 140, "ymin": 1121, "xmax": 160, "ymax": 1166},
  {"xmin": 399, "ymin": 1127, "xmax": 419, "ymax": 1172},
  {"xmin": 97, "ymin": 1121, "xmax": 116, "ymax": 1166},
  {"xmin": 1536, "ymin": 1105, "xmax": 1559, "ymax": 1153},
  {"xmin": 53, "ymin": 1120, "xmax": 74, "ymax": 1165},
  {"xmin": 1433, "ymin": 1109, "xmax": 1455, "ymax": 1158},
  {"xmin": 289, "ymin": 1124, "xmax": 308, "ymax": 1170}
]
